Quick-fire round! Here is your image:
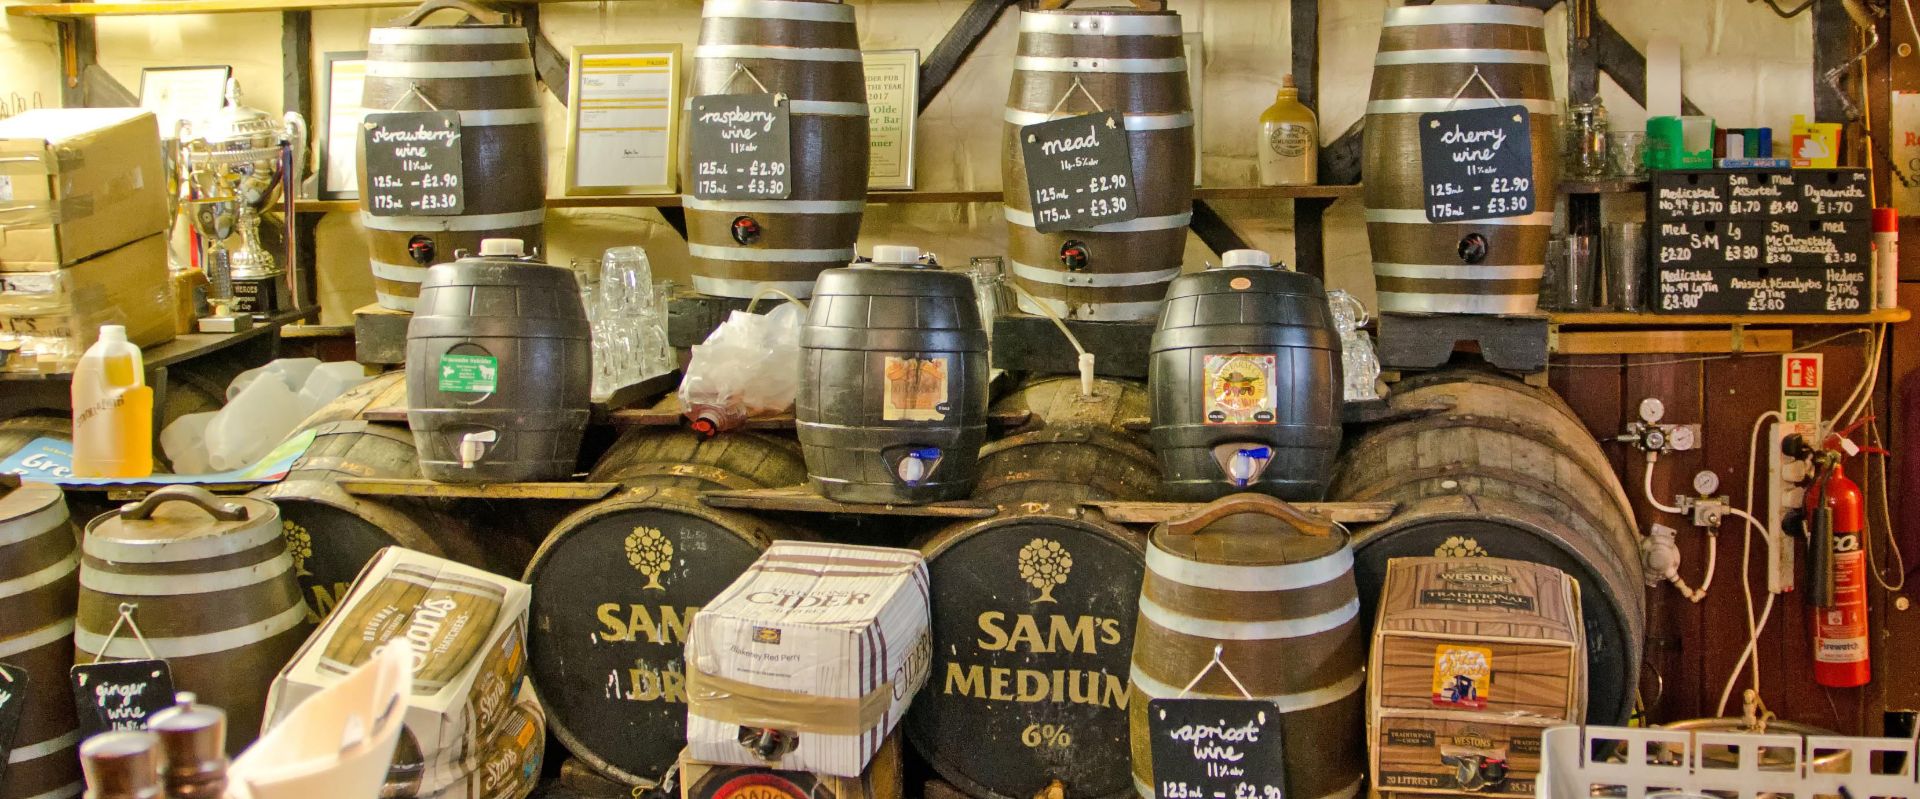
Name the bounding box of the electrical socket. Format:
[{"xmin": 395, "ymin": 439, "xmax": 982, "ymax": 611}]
[{"xmin": 1765, "ymin": 422, "xmax": 1815, "ymax": 594}]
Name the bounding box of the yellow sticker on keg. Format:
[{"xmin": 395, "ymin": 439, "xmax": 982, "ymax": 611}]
[
  {"xmin": 1203, "ymin": 353, "xmax": 1277, "ymax": 424},
  {"xmin": 883, "ymin": 356, "xmax": 950, "ymax": 421},
  {"xmin": 1432, "ymin": 644, "xmax": 1492, "ymax": 709}
]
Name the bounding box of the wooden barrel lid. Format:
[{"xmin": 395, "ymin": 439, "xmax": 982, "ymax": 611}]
[
  {"xmin": 0, "ymin": 480, "xmax": 65, "ymax": 531},
  {"xmin": 1150, "ymin": 495, "xmax": 1345, "ymax": 567},
  {"xmin": 85, "ymin": 489, "xmax": 277, "ymax": 549}
]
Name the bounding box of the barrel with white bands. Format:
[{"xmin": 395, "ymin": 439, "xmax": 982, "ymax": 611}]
[
  {"xmin": 1362, "ymin": 4, "xmax": 1557, "ymax": 315},
  {"xmin": 681, "ymin": 0, "xmax": 868, "ymax": 300},
  {"xmin": 361, "ymin": 22, "xmax": 546, "ymax": 311},
  {"xmin": 0, "ymin": 482, "xmax": 79, "ymax": 799},
  {"xmin": 78, "ymin": 495, "xmax": 311, "ymax": 751},
  {"xmin": 1003, "ymin": 8, "xmax": 1193, "ymax": 322},
  {"xmin": 1127, "ymin": 521, "xmax": 1366, "ymax": 799}
]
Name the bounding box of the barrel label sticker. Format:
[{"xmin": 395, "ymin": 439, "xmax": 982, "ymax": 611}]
[
  {"xmin": 0, "ymin": 663, "xmax": 27, "ymax": 775},
  {"xmin": 1203, "ymin": 354, "xmax": 1277, "ymax": 425},
  {"xmin": 1430, "ymin": 645, "xmax": 1491, "ymax": 709},
  {"xmin": 1417, "ymin": 104, "xmax": 1534, "ymax": 223},
  {"xmin": 690, "ymin": 768, "xmax": 820, "ymax": 799},
  {"xmin": 882, "ymin": 356, "xmax": 950, "ymax": 421},
  {"xmin": 70, "ymin": 659, "xmax": 176, "ymax": 738},
  {"xmin": 438, "ymin": 353, "xmax": 499, "ymax": 394}
]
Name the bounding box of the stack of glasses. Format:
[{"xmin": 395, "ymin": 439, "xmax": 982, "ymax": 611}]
[{"xmin": 582, "ymin": 246, "xmax": 675, "ymax": 399}]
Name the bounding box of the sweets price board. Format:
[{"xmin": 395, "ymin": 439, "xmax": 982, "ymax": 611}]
[
  {"xmin": 362, "ymin": 111, "xmax": 465, "ymax": 217},
  {"xmin": 1417, "ymin": 105, "xmax": 1535, "ymax": 223},
  {"xmin": 1148, "ymin": 698, "xmax": 1287, "ymax": 799},
  {"xmin": 688, "ymin": 94, "xmax": 793, "ymax": 200},
  {"xmin": 1019, "ymin": 111, "xmax": 1140, "ymax": 233},
  {"xmin": 1649, "ymin": 169, "xmax": 1873, "ymax": 315}
]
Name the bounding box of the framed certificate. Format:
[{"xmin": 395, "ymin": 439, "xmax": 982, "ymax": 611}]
[
  {"xmin": 139, "ymin": 65, "xmax": 232, "ymax": 134},
  {"xmin": 862, "ymin": 49, "xmax": 919, "ymax": 191},
  {"xmin": 565, "ymin": 44, "xmax": 682, "ymax": 195},
  {"xmin": 318, "ymin": 52, "xmax": 370, "ymax": 201}
]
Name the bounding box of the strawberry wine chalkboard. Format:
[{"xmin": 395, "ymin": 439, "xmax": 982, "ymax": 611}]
[{"xmin": 1418, "ymin": 105, "xmax": 1534, "ymax": 223}]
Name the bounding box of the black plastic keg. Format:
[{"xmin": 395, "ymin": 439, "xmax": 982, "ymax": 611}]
[
  {"xmin": 406, "ymin": 238, "xmax": 591, "ymax": 483},
  {"xmin": 1148, "ymin": 249, "xmax": 1342, "ymax": 501},
  {"xmin": 796, "ymin": 246, "xmax": 989, "ymax": 504}
]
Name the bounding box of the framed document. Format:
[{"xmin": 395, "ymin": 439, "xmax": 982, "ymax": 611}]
[
  {"xmin": 318, "ymin": 52, "xmax": 370, "ymax": 201},
  {"xmin": 862, "ymin": 49, "xmax": 919, "ymax": 191},
  {"xmin": 565, "ymin": 44, "xmax": 682, "ymax": 195},
  {"xmin": 139, "ymin": 65, "xmax": 232, "ymax": 134},
  {"xmin": 1185, "ymin": 33, "xmax": 1202, "ymax": 186}
]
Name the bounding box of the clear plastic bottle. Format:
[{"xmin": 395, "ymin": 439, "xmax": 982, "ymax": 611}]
[{"xmin": 71, "ymin": 324, "xmax": 154, "ymax": 478}]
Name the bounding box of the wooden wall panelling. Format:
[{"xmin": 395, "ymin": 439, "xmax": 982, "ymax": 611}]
[
  {"xmin": 1625, "ymin": 356, "xmax": 1707, "ymax": 722},
  {"xmin": 1879, "ymin": 289, "xmax": 1920, "ymax": 714},
  {"xmin": 1289, "ymin": 0, "xmax": 1317, "ymax": 113}
]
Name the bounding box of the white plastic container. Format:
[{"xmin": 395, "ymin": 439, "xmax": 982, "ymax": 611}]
[{"xmin": 70, "ymin": 324, "xmax": 152, "ymax": 477}]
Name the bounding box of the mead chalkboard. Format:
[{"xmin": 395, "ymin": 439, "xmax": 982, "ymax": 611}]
[
  {"xmin": 1147, "ymin": 698, "xmax": 1286, "ymax": 799},
  {"xmin": 1654, "ymin": 265, "xmax": 1869, "ymax": 314},
  {"xmin": 688, "ymin": 94, "xmax": 793, "ymax": 200},
  {"xmin": 71, "ymin": 659, "xmax": 175, "ymax": 737},
  {"xmin": 1417, "ymin": 105, "xmax": 1534, "ymax": 223},
  {"xmin": 1019, "ymin": 111, "xmax": 1139, "ymax": 233},
  {"xmin": 363, "ymin": 111, "xmax": 465, "ymax": 217},
  {"xmin": 0, "ymin": 663, "xmax": 28, "ymax": 781}
]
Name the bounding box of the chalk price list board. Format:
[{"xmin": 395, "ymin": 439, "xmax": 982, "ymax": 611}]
[
  {"xmin": 363, "ymin": 111, "xmax": 465, "ymax": 217},
  {"xmin": 689, "ymin": 94, "xmax": 793, "ymax": 200},
  {"xmin": 1020, "ymin": 111, "xmax": 1140, "ymax": 233},
  {"xmin": 1650, "ymin": 169, "xmax": 1871, "ymax": 314},
  {"xmin": 70, "ymin": 659, "xmax": 175, "ymax": 738},
  {"xmin": 1147, "ymin": 699, "xmax": 1286, "ymax": 799},
  {"xmin": 1417, "ymin": 105, "xmax": 1535, "ymax": 223}
]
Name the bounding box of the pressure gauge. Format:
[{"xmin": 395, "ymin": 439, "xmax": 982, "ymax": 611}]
[
  {"xmin": 1669, "ymin": 425, "xmax": 1698, "ymax": 452},
  {"xmin": 1638, "ymin": 397, "xmax": 1666, "ymax": 424},
  {"xmin": 1693, "ymin": 470, "xmax": 1721, "ymax": 496}
]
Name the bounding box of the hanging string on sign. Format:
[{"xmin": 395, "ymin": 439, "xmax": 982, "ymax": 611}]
[
  {"xmin": 71, "ymin": 602, "xmax": 178, "ymax": 737},
  {"xmin": 722, "ymin": 63, "xmax": 786, "ymax": 107},
  {"xmin": 1018, "ymin": 75, "xmax": 1136, "ymax": 232},
  {"xmin": 1176, "ymin": 644, "xmax": 1254, "ymax": 700},
  {"xmin": 1042, "ymin": 76, "xmax": 1107, "ymax": 123},
  {"xmin": 390, "ymin": 81, "xmax": 441, "ymax": 112},
  {"xmin": 90, "ymin": 602, "xmax": 160, "ymax": 664},
  {"xmin": 1443, "ymin": 66, "xmax": 1506, "ymax": 111}
]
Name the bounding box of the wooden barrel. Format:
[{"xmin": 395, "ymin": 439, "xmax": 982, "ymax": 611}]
[
  {"xmin": 1128, "ymin": 495, "xmax": 1367, "ymax": 799},
  {"xmin": 78, "ymin": 487, "xmax": 312, "ymax": 752},
  {"xmin": 361, "ymin": 2, "xmax": 546, "ymax": 312},
  {"xmin": 1362, "ymin": 4, "xmax": 1557, "ymax": 315},
  {"xmin": 0, "ymin": 413, "xmax": 67, "ymax": 457},
  {"xmin": 1003, "ymin": 7, "xmax": 1193, "ymax": 322},
  {"xmin": 0, "ymin": 480, "xmax": 81, "ymax": 799},
  {"xmin": 1328, "ymin": 370, "xmax": 1643, "ymax": 724},
  {"xmin": 526, "ymin": 428, "xmax": 805, "ymax": 787},
  {"xmin": 680, "ymin": 0, "xmax": 868, "ymax": 299}
]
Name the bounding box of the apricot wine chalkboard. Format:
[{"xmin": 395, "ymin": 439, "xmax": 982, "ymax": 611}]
[{"xmin": 1417, "ymin": 105, "xmax": 1534, "ymax": 223}]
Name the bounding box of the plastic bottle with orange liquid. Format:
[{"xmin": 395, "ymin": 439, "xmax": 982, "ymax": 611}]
[{"xmin": 71, "ymin": 325, "xmax": 153, "ymax": 478}]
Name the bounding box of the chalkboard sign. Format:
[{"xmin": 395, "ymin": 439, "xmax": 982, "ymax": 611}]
[
  {"xmin": 1655, "ymin": 265, "xmax": 1869, "ymax": 314},
  {"xmin": 1147, "ymin": 698, "xmax": 1286, "ymax": 799},
  {"xmin": 363, "ymin": 111, "xmax": 465, "ymax": 217},
  {"xmin": 1417, "ymin": 105, "xmax": 1534, "ymax": 223},
  {"xmin": 1653, "ymin": 169, "xmax": 1870, "ymax": 222},
  {"xmin": 70, "ymin": 659, "xmax": 175, "ymax": 737},
  {"xmin": 0, "ymin": 663, "xmax": 28, "ymax": 781},
  {"xmin": 688, "ymin": 94, "xmax": 793, "ymax": 200},
  {"xmin": 1019, "ymin": 111, "xmax": 1139, "ymax": 234},
  {"xmin": 1654, "ymin": 219, "xmax": 1868, "ymax": 269}
]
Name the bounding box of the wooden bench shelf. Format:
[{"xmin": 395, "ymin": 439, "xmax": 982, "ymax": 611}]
[{"xmin": 293, "ymin": 184, "xmax": 1361, "ymax": 214}]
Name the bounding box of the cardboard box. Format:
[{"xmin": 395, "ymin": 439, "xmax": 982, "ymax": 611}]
[
  {"xmin": 686, "ymin": 542, "xmax": 930, "ymax": 778},
  {"xmin": 1368, "ymin": 557, "xmax": 1585, "ymax": 798},
  {"xmin": 679, "ymin": 734, "xmax": 902, "ymax": 799},
  {"xmin": 0, "ymin": 108, "xmax": 168, "ymax": 271},
  {"xmin": 268, "ymin": 548, "xmax": 532, "ymax": 799},
  {"xmin": 0, "ymin": 232, "xmax": 173, "ymax": 369}
]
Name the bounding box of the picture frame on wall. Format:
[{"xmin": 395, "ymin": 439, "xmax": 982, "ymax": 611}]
[
  {"xmin": 318, "ymin": 51, "xmax": 370, "ymax": 201},
  {"xmin": 565, "ymin": 43, "xmax": 683, "ymax": 196},
  {"xmin": 862, "ymin": 49, "xmax": 919, "ymax": 191},
  {"xmin": 139, "ymin": 65, "xmax": 232, "ymax": 134}
]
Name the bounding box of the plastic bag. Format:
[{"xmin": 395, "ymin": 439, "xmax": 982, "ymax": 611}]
[{"xmin": 678, "ymin": 302, "xmax": 805, "ymax": 436}]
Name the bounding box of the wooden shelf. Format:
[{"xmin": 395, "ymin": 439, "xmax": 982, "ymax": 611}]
[
  {"xmin": 7, "ymin": 0, "xmax": 513, "ymax": 17},
  {"xmin": 1550, "ymin": 308, "xmax": 1909, "ymax": 326},
  {"xmin": 1560, "ymin": 177, "xmax": 1649, "ymax": 194},
  {"xmin": 295, "ymin": 185, "xmax": 1360, "ymax": 215}
]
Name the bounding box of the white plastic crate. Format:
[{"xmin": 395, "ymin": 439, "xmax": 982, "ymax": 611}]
[{"xmin": 1539, "ymin": 725, "xmax": 1920, "ymax": 799}]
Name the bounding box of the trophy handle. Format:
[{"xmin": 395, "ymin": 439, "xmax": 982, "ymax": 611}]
[
  {"xmin": 390, "ymin": 0, "xmax": 504, "ymax": 27},
  {"xmin": 283, "ymin": 111, "xmax": 309, "ymax": 185}
]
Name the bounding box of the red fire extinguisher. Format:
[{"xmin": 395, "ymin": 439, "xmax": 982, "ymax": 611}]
[{"xmin": 1806, "ymin": 452, "xmax": 1870, "ymax": 688}]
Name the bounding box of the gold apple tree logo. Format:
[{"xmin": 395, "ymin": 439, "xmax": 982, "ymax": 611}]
[
  {"xmin": 625, "ymin": 526, "xmax": 673, "ymax": 591},
  {"xmin": 283, "ymin": 519, "xmax": 313, "ymax": 577},
  {"xmin": 1018, "ymin": 538, "xmax": 1072, "ymax": 604},
  {"xmin": 1435, "ymin": 536, "xmax": 1489, "ymax": 559}
]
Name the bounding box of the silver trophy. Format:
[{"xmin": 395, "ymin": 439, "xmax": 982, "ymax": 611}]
[
  {"xmin": 182, "ymin": 189, "xmax": 247, "ymax": 331},
  {"xmin": 181, "ymin": 79, "xmax": 307, "ymax": 311}
]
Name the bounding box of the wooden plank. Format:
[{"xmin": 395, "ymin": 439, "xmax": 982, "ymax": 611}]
[
  {"xmin": 353, "ymin": 302, "xmax": 409, "ymax": 365},
  {"xmin": 611, "ymin": 394, "xmax": 1033, "ymax": 430},
  {"xmin": 339, "ymin": 478, "xmax": 619, "ymax": 500},
  {"xmin": 297, "ymin": 185, "xmax": 1361, "ymax": 215},
  {"xmin": 1293, "ymin": 196, "xmax": 1329, "ymax": 279},
  {"xmin": 524, "ymin": 5, "xmax": 570, "ymax": 106},
  {"xmin": 1289, "ymin": 0, "xmax": 1318, "ymax": 112},
  {"xmin": 919, "ymin": 0, "xmax": 1015, "ymax": 113},
  {"xmin": 1566, "ymin": 0, "xmax": 1597, "ymax": 102},
  {"xmin": 56, "ymin": 19, "xmax": 94, "ymax": 107},
  {"xmin": 1320, "ymin": 117, "xmax": 1364, "ymax": 186},
  {"xmin": 1812, "ymin": 0, "xmax": 1857, "ymax": 122},
  {"xmin": 81, "ymin": 64, "xmax": 136, "ymax": 107},
  {"xmin": 11, "ymin": 0, "xmax": 527, "ymax": 16},
  {"xmin": 1552, "ymin": 329, "xmax": 1794, "ymax": 356},
  {"xmin": 1187, "ymin": 200, "xmax": 1249, "ymax": 256},
  {"xmin": 991, "ymin": 315, "xmax": 1153, "ymax": 378},
  {"xmin": 1085, "ymin": 500, "xmax": 1397, "ymax": 525},
  {"xmin": 1191, "ymin": 184, "xmax": 1361, "ymax": 200},
  {"xmin": 1552, "ymin": 309, "xmax": 1910, "ymax": 326},
  {"xmin": 1592, "ymin": 12, "xmax": 1706, "ymax": 117},
  {"xmin": 701, "ymin": 486, "xmax": 998, "ymax": 518}
]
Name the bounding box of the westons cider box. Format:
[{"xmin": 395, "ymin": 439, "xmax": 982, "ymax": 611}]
[
  {"xmin": 1368, "ymin": 557, "xmax": 1585, "ymax": 798},
  {"xmin": 685, "ymin": 542, "xmax": 931, "ymax": 777}
]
